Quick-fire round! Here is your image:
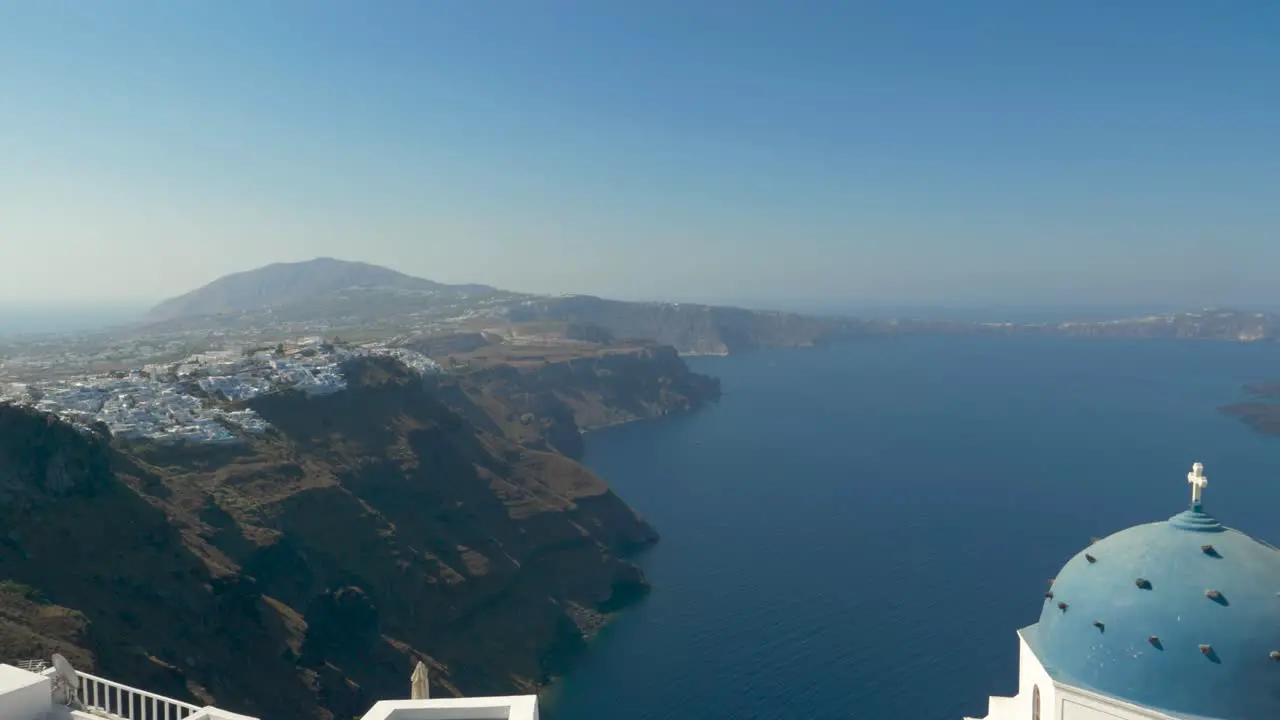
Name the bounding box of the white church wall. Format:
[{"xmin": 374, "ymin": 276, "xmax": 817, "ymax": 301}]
[
  {"xmin": 966, "ymin": 628, "xmax": 1184, "ymax": 720},
  {"xmin": 1016, "ymin": 630, "xmax": 1058, "ymax": 720},
  {"xmin": 1056, "ymin": 684, "xmax": 1178, "ymax": 720}
]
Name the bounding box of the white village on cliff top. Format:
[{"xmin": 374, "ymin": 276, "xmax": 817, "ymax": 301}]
[{"xmin": 0, "ymin": 338, "xmax": 442, "ymax": 444}]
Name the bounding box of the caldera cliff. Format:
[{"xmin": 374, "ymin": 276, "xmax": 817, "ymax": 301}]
[
  {"xmin": 421, "ymin": 339, "xmax": 722, "ymax": 460},
  {"xmin": 0, "ymin": 343, "xmax": 718, "ymax": 719}
]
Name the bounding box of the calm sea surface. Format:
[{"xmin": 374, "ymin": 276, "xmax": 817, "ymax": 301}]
[
  {"xmin": 547, "ymin": 334, "xmax": 1280, "ymax": 720},
  {"xmin": 0, "ymin": 305, "xmax": 143, "ymax": 336}
]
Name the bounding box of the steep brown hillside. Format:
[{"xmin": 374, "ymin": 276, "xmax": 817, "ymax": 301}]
[
  {"xmin": 0, "ymin": 405, "xmax": 321, "ymax": 716},
  {"xmin": 0, "ymin": 348, "xmax": 711, "ymax": 719}
]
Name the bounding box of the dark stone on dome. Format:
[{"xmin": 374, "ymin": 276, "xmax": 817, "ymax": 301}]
[
  {"xmin": 1085, "ymin": 553, "xmax": 1096, "ymax": 564},
  {"xmin": 1032, "ymin": 504, "xmax": 1280, "ymax": 718}
]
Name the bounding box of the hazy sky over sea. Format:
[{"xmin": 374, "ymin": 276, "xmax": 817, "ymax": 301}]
[{"xmin": 1, "ymin": 1, "xmax": 1277, "ymax": 307}]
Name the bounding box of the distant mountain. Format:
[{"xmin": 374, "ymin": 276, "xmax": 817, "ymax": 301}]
[
  {"xmin": 144, "ymin": 258, "xmax": 498, "ymax": 322},
  {"xmin": 138, "ymin": 259, "xmax": 870, "ymax": 353}
]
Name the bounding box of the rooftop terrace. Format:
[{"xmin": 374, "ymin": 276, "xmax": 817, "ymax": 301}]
[{"xmin": 0, "ymin": 659, "xmax": 537, "ymax": 720}]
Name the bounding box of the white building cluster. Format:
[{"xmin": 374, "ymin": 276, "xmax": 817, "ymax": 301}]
[
  {"xmin": 0, "ymin": 340, "xmax": 443, "ymax": 445},
  {"xmin": 362, "ymin": 345, "xmax": 445, "ymax": 375},
  {"xmin": 0, "ymin": 373, "xmax": 267, "ymax": 444}
]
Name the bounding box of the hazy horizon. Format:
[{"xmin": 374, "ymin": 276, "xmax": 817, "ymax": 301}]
[
  {"xmin": 1, "ymin": 249, "xmax": 1272, "ymax": 337},
  {"xmin": 0, "ymin": 288, "xmax": 1260, "ymax": 339},
  {"xmin": 0, "ymin": 255, "xmax": 1271, "ymax": 322},
  {"xmin": 0, "ymin": 253, "xmax": 1242, "ymax": 323},
  {"xmin": 3, "ymin": 3, "xmax": 1277, "ymax": 307}
]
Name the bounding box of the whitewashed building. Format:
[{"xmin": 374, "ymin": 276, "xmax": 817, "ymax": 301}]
[
  {"xmin": 968, "ymin": 463, "xmax": 1280, "ymax": 720},
  {"xmin": 0, "ymin": 660, "xmax": 539, "ymax": 720}
]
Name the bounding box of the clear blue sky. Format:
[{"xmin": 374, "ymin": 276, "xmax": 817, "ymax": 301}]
[{"xmin": 1, "ymin": 1, "xmax": 1276, "ymax": 309}]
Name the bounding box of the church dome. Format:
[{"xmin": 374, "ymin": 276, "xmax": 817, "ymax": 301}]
[{"xmin": 1034, "ymin": 464, "xmax": 1280, "ymax": 720}]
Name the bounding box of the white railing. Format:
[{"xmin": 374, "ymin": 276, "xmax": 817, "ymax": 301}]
[{"xmin": 74, "ymin": 670, "xmax": 202, "ymax": 720}]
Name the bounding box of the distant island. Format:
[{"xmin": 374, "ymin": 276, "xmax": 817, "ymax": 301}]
[
  {"xmin": 1220, "ymin": 382, "xmax": 1280, "ymax": 437},
  {"xmin": 1241, "ymin": 381, "xmax": 1280, "ymax": 399}
]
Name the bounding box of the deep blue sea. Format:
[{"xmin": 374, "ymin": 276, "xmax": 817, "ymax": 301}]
[{"xmin": 547, "ymin": 334, "xmax": 1280, "ymax": 720}]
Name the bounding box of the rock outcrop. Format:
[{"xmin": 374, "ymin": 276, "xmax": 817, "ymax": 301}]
[
  {"xmin": 422, "ymin": 340, "xmax": 722, "ymax": 459},
  {"xmin": 0, "ymin": 345, "xmax": 713, "ymax": 718}
]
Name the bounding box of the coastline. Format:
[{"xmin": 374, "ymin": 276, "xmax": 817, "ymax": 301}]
[
  {"xmin": 535, "ymin": 386, "xmax": 716, "ymax": 712},
  {"xmin": 677, "ymin": 349, "xmax": 730, "ymax": 358},
  {"xmin": 536, "ymin": 563, "xmax": 657, "ymax": 714},
  {"xmin": 527, "ymin": 336, "xmax": 1280, "ymax": 720},
  {"xmin": 0, "ymin": 359, "xmax": 669, "ymax": 716},
  {"xmin": 578, "ymin": 411, "xmax": 691, "ymax": 436},
  {"xmin": 578, "ymin": 417, "xmax": 638, "ymax": 434}
]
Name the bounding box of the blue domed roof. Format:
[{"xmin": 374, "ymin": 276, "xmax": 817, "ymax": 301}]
[{"xmin": 1034, "ymin": 492, "xmax": 1280, "ymax": 720}]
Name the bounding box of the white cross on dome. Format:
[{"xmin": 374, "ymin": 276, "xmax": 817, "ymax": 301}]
[{"xmin": 1187, "ymin": 462, "xmax": 1208, "ymax": 506}]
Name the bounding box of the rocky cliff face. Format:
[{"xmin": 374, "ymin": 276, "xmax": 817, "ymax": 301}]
[
  {"xmin": 0, "ymin": 347, "xmax": 713, "ymax": 718},
  {"xmin": 428, "ymin": 341, "xmax": 722, "ymax": 460},
  {"xmin": 504, "ymin": 296, "xmax": 868, "ymax": 354}
]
